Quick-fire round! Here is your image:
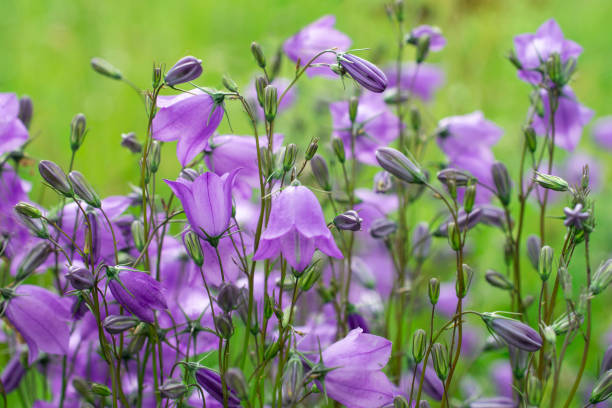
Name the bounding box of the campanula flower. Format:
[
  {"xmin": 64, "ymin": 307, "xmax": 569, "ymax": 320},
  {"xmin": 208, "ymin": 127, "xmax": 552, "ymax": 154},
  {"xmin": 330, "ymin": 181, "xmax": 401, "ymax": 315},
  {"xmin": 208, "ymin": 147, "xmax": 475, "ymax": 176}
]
[
  {"xmin": 437, "ymin": 111, "xmax": 503, "ymax": 158},
  {"xmin": 0, "ymin": 93, "xmax": 29, "ymax": 156},
  {"xmin": 283, "ymin": 15, "xmax": 351, "ymax": 78},
  {"xmin": 385, "ymin": 62, "xmax": 445, "ymax": 102},
  {"xmin": 407, "ymin": 25, "xmax": 447, "ymax": 51},
  {"xmin": 164, "ymin": 56, "xmax": 203, "ymax": 86},
  {"xmin": 593, "ymin": 116, "xmax": 612, "ymax": 149},
  {"xmin": 338, "ymin": 53, "xmax": 388, "ymax": 93},
  {"xmin": 195, "ymin": 367, "xmax": 241, "ymax": 407},
  {"xmin": 165, "ymin": 170, "xmax": 239, "ymax": 241},
  {"xmin": 482, "ymin": 314, "xmax": 543, "ymax": 352},
  {"xmin": 253, "ymin": 183, "xmax": 342, "ymax": 272},
  {"xmin": 152, "ymin": 90, "xmax": 224, "ymax": 167}
]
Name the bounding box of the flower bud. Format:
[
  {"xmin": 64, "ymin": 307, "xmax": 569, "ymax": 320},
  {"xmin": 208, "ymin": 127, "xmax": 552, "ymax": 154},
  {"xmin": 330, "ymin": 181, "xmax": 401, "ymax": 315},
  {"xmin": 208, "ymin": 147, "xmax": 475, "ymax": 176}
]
[
  {"xmin": 437, "ymin": 168, "xmax": 472, "ymax": 187},
  {"xmin": 217, "ymin": 283, "xmax": 241, "ymax": 313},
  {"xmin": 410, "ymin": 106, "xmax": 421, "ymax": 131},
  {"xmin": 164, "ymin": 56, "xmax": 203, "ymax": 86},
  {"xmin": 551, "ymin": 311, "xmax": 583, "ymax": 335},
  {"xmin": 300, "ymin": 263, "xmax": 322, "ymax": 292},
  {"xmin": 538, "ymin": 245, "xmax": 554, "ymax": 281},
  {"xmin": 526, "ymin": 235, "xmax": 541, "ymax": 270},
  {"xmin": 254, "ymin": 76, "xmax": 268, "ymax": 107},
  {"xmin": 591, "ymin": 369, "xmax": 612, "ymax": 404},
  {"xmin": 222, "ymin": 74, "xmax": 238, "ymax": 93},
  {"xmin": 131, "ymin": 220, "xmax": 145, "ymax": 252},
  {"xmin": 72, "ymin": 377, "xmax": 95, "ymax": 404},
  {"xmin": 464, "ymin": 183, "xmax": 476, "ymax": 213},
  {"xmin": 456, "ymin": 264, "xmax": 474, "ymax": 299},
  {"xmin": 196, "ymin": 367, "xmax": 242, "ymax": 407},
  {"xmin": 332, "ymin": 137, "xmax": 346, "ymax": 163},
  {"xmin": 282, "ymin": 353, "xmax": 304, "ymax": 404},
  {"xmin": 370, "ymin": 218, "xmax": 398, "ymax": 239},
  {"xmin": 338, "ymin": 53, "xmax": 388, "ymax": 93},
  {"xmin": 428, "ymin": 278, "xmax": 440, "ymax": 305},
  {"xmin": 0, "ymin": 355, "xmax": 26, "ymax": 393},
  {"xmin": 305, "ymin": 138, "xmax": 319, "ymax": 160},
  {"xmin": 18, "ymin": 95, "xmax": 33, "ymax": 129},
  {"xmin": 69, "ymin": 113, "xmax": 87, "ymax": 152},
  {"xmin": 491, "ymin": 162, "xmax": 511, "ymax": 206},
  {"xmin": 263, "ymin": 85, "xmax": 278, "ymax": 122},
  {"xmin": 418, "ymin": 401, "xmax": 431, "ymax": 408},
  {"xmin": 91, "ymin": 382, "xmax": 111, "ymax": 397},
  {"xmin": 524, "ymin": 125, "xmax": 537, "ymax": 153},
  {"xmin": 534, "ymin": 172, "xmax": 569, "ymax": 192},
  {"xmin": 310, "ymin": 154, "xmax": 330, "ymax": 191},
  {"xmin": 121, "ymin": 132, "xmax": 142, "ymax": 153},
  {"xmin": 14, "ymin": 202, "xmax": 42, "ymax": 219},
  {"xmin": 148, "ymin": 140, "xmax": 162, "ymax": 174},
  {"xmin": 527, "ymin": 374, "xmax": 542, "ymax": 405},
  {"xmin": 68, "ymin": 171, "xmax": 101, "ymax": 208},
  {"xmin": 447, "ymin": 222, "xmax": 462, "ymax": 251},
  {"xmin": 375, "ymin": 147, "xmax": 426, "ymax": 184},
  {"xmin": 214, "ymin": 314, "xmax": 234, "ymax": 339},
  {"xmin": 546, "ymin": 52, "xmax": 563, "ymax": 85},
  {"xmin": 160, "ymin": 378, "xmax": 188, "ymax": 400},
  {"xmin": 90, "ymin": 57, "xmax": 122, "ymax": 80},
  {"xmin": 411, "ymin": 329, "xmax": 427, "ymax": 363},
  {"xmin": 66, "ymin": 265, "xmax": 94, "ymax": 291},
  {"xmin": 590, "ymin": 259, "xmax": 612, "ymax": 296},
  {"xmin": 601, "ymin": 345, "xmax": 612, "ymax": 376},
  {"xmin": 152, "ymin": 64, "xmax": 163, "ymax": 88},
  {"xmin": 481, "ymin": 314, "xmax": 542, "ymax": 352},
  {"xmin": 183, "ymin": 230, "xmax": 204, "ymax": 266},
  {"xmin": 16, "ymin": 213, "xmax": 49, "ymax": 239},
  {"xmin": 393, "ymin": 396, "xmax": 410, "ymax": 408},
  {"xmin": 39, "ymin": 160, "xmax": 73, "ymax": 197},
  {"xmin": 348, "ymin": 96, "xmax": 359, "ymax": 123},
  {"xmin": 282, "ymin": 143, "xmax": 298, "ymax": 172},
  {"xmin": 485, "ymin": 269, "xmax": 514, "ymax": 291},
  {"xmin": 416, "ymin": 36, "xmax": 431, "ymax": 63},
  {"xmin": 250, "ymin": 42, "xmax": 266, "ymax": 68},
  {"xmin": 220, "ymin": 370, "xmax": 246, "ymax": 403},
  {"xmin": 431, "ymin": 343, "xmax": 449, "ymax": 380},
  {"xmin": 16, "ymin": 242, "xmax": 53, "ymax": 282},
  {"xmin": 103, "ymin": 315, "xmax": 139, "ymax": 334},
  {"xmin": 333, "ymin": 210, "xmax": 362, "ymax": 231}
]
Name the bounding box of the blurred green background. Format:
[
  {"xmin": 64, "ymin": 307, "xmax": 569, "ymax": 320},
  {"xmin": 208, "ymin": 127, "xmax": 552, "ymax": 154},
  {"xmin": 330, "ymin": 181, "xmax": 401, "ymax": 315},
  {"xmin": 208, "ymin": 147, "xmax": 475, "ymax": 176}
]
[{"xmin": 3, "ymin": 0, "xmax": 612, "ymax": 402}]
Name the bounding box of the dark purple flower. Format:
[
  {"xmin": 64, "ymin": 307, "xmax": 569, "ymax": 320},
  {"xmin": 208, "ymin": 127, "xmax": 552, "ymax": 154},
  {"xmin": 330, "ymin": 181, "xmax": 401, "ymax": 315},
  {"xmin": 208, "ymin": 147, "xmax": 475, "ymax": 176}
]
[
  {"xmin": 330, "ymin": 92, "xmax": 403, "ymax": 164},
  {"xmin": 531, "ymin": 86, "xmax": 593, "ymax": 152},
  {"xmin": 513, "ymin": 19, "xmax": 582, "ymax": 84},
  {"xmin": 0, "ymin": 93, "xmax": 29, "ymax": 156},
  {"xmin": 152, "ymin": 90, "xmax": 224, "ymax": 166},
  {"xmin": 483, "ymin": 314, "xmax": 542, "ymax": 352},
  {"xmin": 107, "ymin": 266, "xmax": 167, "ymax": 323},
  {"xmin": 165, "ymin": 170, "xmax": 239, "ymax": 240},
  {"xmin": 593, "ymin": 116, "xmax": 612, "ymax": 149},
  {"xmin": 347, "ymin": 310, "xmax": 370, "ymax": 333},
  {"xmin": 563, "ymin": 203, "xmax": 589, "ymax": 229},
  {"xmin": 0, "ymin": 354, "xmax": 26, "ymax": 393},
  {"xmin": 3, "ymin": 285, "xmax": 71, "ymax": 363},
  {"xmin": 283, "ymin": 15, "xmax": 352, "ymax": 78},
  {"xmin": 195, "ymin": 367, "xmax": 241, "ymax": 407},
  {"xmin": 317, "ymin": 328, "xmax": 394, "ymax": 407},
  {"xmin": 164, "ymin": 56, "xmax": 203, "ymax": 86},
  {"xmin": 253, "ymin": 184, "xmax": 342, "ymax": 271},
  {"xmin": 338, "ymin": 53, "xmax": 388, "ymax": 93},
  {"xmin": 408, "ymin": 25, "xmax": 446, "ymax": 51},
  {"xmin": 385, "ymin": 63, "xmax": 444, "ymax": 102}
]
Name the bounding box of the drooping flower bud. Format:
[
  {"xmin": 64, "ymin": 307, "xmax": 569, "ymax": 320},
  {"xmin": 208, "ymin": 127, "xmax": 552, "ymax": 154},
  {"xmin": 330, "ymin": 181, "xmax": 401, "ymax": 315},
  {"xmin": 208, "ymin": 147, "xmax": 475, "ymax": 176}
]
[
  {"xmin": 538, "ymin": 245, "xmax": 554, "ymax": 281},
  {"xmin": 214, "ymin": 314, "xmax": 234, "ymax": 339},
  {"xmin": 225, "ymin": 368, "xmax": 248, "ymax": 400},
  {"xmin": 310, "ymin": 154, "xmax": 331, "ymax": 191},
  {"xmin": 18, "ymin": 95, "xmax": 33, "ymax": 129},
  {"xmin": 485, "ymin": 269, "xmax": 514, "ymax": 291},
  {"xmin": 300, "ymin": 263, "xmax": 322, "ymax": 292},
  {"xmin": 534, "ymin": 172, "xmax": 569, "ymax": 191},
  {"xmin": 70, "ymin": 113, "xmax": 87, "ymax": 152},
  {"xmin": 250, "ymin": 42, "xmax": 267, "ymax": 68},
  {"xmin": 66, "ymin": 265, "xmax": 94, "ymax": 291},
  {"xmin": 376, "ymin": 147, "xmax": 426, "ymax": 184},
  {"xmin": 437, "ymin": 168, "xmax": 472, "ymax": 187},
  {"xmin": 263, "ymin": 85, "xmax": 278, "ymax": 122},
  {"xmin": 447, "ymin": 222, "xmax": 462, "ymax": 251},
  {"xmin": 428, "ymin": 278, "xmax": 440, "ymax": 305},
  {"xmin": 0, "ymin": 355, "xmax": 26, "ymax": 393},
  {"xmin": 431, "ymin": 343, "xmax": 449, "ymax": 380},
  {"xmin": 337, "ymin": 53, "xmax": 388, "ymax": 93},
  {"xmin": 491, "ymin": 162, "xmax": 511, "ymax": 206},
  {"xmin": 39, "ymin": 160, "xmax": 73, "ymax": 197},
  {"xmin": 551, "ymin": 311, "xmax": 583, "ymax": 335},
  {"xmin": 332, "ymin": 137, "xmax": 345, "ymax": 163},
  {"xmin": 183, "ymin": 230, "xmax": 204, "ymax": 267},
  {"xmin": 333, "ymin": 210, "xmax": 362, "ymax": 231},
  {"xmin": 68, "ymin": 171, "xmax": 101, "ymax": 208},
  {"xmin": 16, "ymin": 213, "xmax": 49, "ymax": 239},
  {"xmin": 195, "ymin": 367, "xmax": 242, "ymax": 407},
  {"xmin": 90, "ymin": 57, "xmax": 122, "ymax": 80},
  {"xmin": 91, "ymin": 383, "xmax": 111, "ymax": 397},
  {"xmin": 601, "ymin": 345, "xmax": 612, "ymax": 376},
  {"xmin": 103, "ymin": 315, "xmax": 139, "ymax": 335},
  {"xmin": 160, "ymin": 378, "xmax": 188, "ymax": 400},
  {"xmin": 370, "ymin": 218, "xmax": 398, "ymax": 239},
  {"xmin": 481, "ymin": 314, "xmax": 542, "ymax": 352},
  {"xmin": 590, "ymin": 369, "xmax": 612, "ymax": 404},
  {"xmin": 526, "ymin": 235, "xmax": 541, "ymax": 271},
  {"xmin": 217, "ymin": 283, "xmax": 241, "ymax": 313},
  {"xmin": 164, "ymin": 56, "xmax": 203, "ymax": 86},
  {"xmin": 14, "ymin": 202, "xmax": 42, "ymax": 219},
  {"xmin": 222, "ymin": 74, "xmax": 239, "ymax": 93},
  {"xmin": 411, "ymin": 329, "xmax": 427, "ymax": 363},
  {"xmin": 16, "ymin": 242, "xmax": 53, "ymax": 282},
  {"xmin": 120, "ymin": 132, "xmax": 142, "ymax": 153}
]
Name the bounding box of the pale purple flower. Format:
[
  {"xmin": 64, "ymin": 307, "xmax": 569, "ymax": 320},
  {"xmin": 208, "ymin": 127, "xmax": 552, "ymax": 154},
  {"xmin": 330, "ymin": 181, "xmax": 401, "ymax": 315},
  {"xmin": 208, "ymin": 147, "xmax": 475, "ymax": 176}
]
[
  {"xmin": 107, "ymin": 266, "xmax": 168, "ymax": 322},
  {"xmin": 253, "ymin": 184, "xmax": 342, "ymax": 271},
  {"xmin": 563, "ymin": 203, "xmax": 589, "ymax": 229},
  {"xmin": 152, "ymin": 90, "xmax": 224, "ymax": 166},
  {"xmin": 408, "ymin": 25, "xmax": 446, "ymax": 51},
  {"xmin": 3, "ymin": 285, "xmax": 71, "ymax": 363},
  {"xmin": 283, "ymin": 15, "xmax": 351, "ymax": 78},
  {"xmin": 531, "ymin": 86, "xmax": 594, "ymax": 152},
  {"xmin": 195, "ymin": 367, "xmax": 241, "ymax": 407},
  {"xmin": 513, "ymin": 19, "xmax": 582, "ymax": 84},
  {"xmin": 0, "ymin": 354, "xmax": 26, "ymax": 393},
  {"xmin": 330, "ymin": 92, "xmax": 402, "ymax": 165},
  {"xmin": 385, "ymin": 62, "xmax": 445, "ymax": 101},
  {"xmin": 165, "ymin": 170, "xmax": 239, "ymax": 240},
  {"xmin": 437, "ymin": 111, "xmax": 503, "ymax": 157},
  {"xmin": 491, "ymin": 361, "xmax": 513, "ymax": 398},
  {"xmin": 593, "ymin": 116, "xmax": 612, "ymax": 149},
  {"xmin": 0, "ymin": 164, "xmax": 32, "ymax": 258},
  {"xmin": 0, "ymin": 93, "xmax": 29, "ymax": 156},
  {"xmin": 563, "ymin": 152, "xmax": 602, "ymax": 192},
  {"xmin": 317, "ymin": 328, "xmax": 395, "ymax": 408},
  {"xmin": 408, "ymin": 364, "xmax": 444, "ymax": 401}
]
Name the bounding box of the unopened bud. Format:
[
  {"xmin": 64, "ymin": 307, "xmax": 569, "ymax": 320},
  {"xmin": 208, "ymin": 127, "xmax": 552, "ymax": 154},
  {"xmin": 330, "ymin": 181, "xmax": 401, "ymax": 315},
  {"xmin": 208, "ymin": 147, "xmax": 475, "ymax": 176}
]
[
  {"xmin": 264, "ymin": 85, "xmax": 278, "ymax": 122},
  {"xmin": 14, "ymin": 202, "xmax": 41, "ymax": 219},
  {"xmin": 310, "ymin": 154, "xmax": 330, "ymax": 191},
  {"xmin": 183, "ymin": 230, "xmax": 204, "ymax": 267},
  {"xmin": 431, "ymin": 343, "xmax": 449, "ymax": 380},
  {"xmin": 160, "ymin": 378, "xmax": 188, "ymax": 400},
  {"xmin": 217, "ymin": 283, "xmax": 241, "ymax": 313},
  {"xmin": 348, "ymin": 96, "xmax": 359, "ymax": 123},
  {"xmin": 416, "ymin": 36, "xmax": 430, "ymax": 63},
  {"xmin": 534, "ymin": 172, "xmax": 569, "ymax": 192},
  {"xmin": 222, "ymin": 74, "xmax": 238, "ymax": 93},
  {"xmin": 214, "ymin": 314, "xmax": 234, "ymax": 338},
  {"xmin": 16, "ymin": 242, "xmax": 53, "ymax": 282},
  {"xmin": 91, "ymin": 383, "xmax": 112, "ymax": 397},
  {"xmin": 370, "ymin": 218, "xmax": 397, "ymax": 239},
  {"xmin": 332, "ymin": 137, "xmax": 345, "ymax": 163},
  {"xmin": 538, "ymin": 245, "xmax": 554, "ymax": 281},
  {"xmin": 254, "ymin": 76, "xmax": 268, "ymax": 107},
  {"xmin": 121, "ymin": 132, "xmax": 142, "ymax": 154},
  {"xmin": 91, "ymin": 58, "xmax": 122, "ymax": 80},
  {"xmin": 590, "ymin": 259, "xmax": 612, "ymax": 295},
  {"xmin": 305, "ymin": 138, "xmax": 319, "ymax": 160},
  {"xmin": 66, "ymin": 265, "xmax": 94, "ymax": 291},
  {"xmin": 283, "ymin": 143, "xmax": 298, "ymax": 172},
  {"xmin": 492, "ymin": 162, "xmax": 511, "ymax": 206},
  {"xmin": 485, "ymin": 269, "xmax": 514, "ymax": 291},
  {"xmin": 526, "ymin": 235, "xmax": 541, "ymax": 271},
  {"xmin": 524, "ymin": 125, "xmax": 537, "ymax": 153},
  {"xmin": 411, "ymin": 329, "xmax": 427, "ymax": 363},
  {"xmin": 375, "ymin": 147, "xmax": 426, "ymax": 184},
  {"xmin": 250, "ymin": 42, "xmax": 267, "ymax": 68},
  {"xmin": 464, "ymin": 183, "xmax": 476, "ymax": 213},
  {"xmin": 39, "ymin": 160, "xmax": 73, "ymax": 197},
  {"xmin": 225, "ymin": 368, "xmax": 248, "ymax": 399},
  {"xmin": 333, "ymin": 210, "xmax": 362, "ymax": 231},
  {"xmin": 18, "ymin": 95, "xmax": 33, "ymax": 129},
  {"xmin": 68, "ymin": 171, "xmax": 101, "ymax": 208},
  {"xmin": 148, "ymin": 141, "xmax": 161, "ymax": 174},
  {"xmin": 428, "ymin": 278, "xmax": 440, "ymax": 304},
  {"xmin": 103, "ymin": 315, "xmax": 139, "ymax": 334},
  {"xmin": 164, "ymin": 56, "xmax": 203, "ymax": 86}
]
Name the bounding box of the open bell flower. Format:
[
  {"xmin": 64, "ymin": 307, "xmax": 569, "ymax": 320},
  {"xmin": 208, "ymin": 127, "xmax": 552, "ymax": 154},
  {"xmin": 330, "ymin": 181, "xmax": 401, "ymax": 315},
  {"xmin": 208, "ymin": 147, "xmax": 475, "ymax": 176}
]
[
  {"xmin": 165, "ymin": 169, "xmax": 239, "ymax": 242},
  {"xmin": 316, "ymin": 328, "xmax": 395, "ymax": 408},
  {"xmin": 2, "ymin": 285, "xmax": 71, "ymax": 363},
  {"xmin": 0, "ymin": 93, "xmax": 29, "ymax": 156},
  {"xmin": 106, "ymin": 266, "xmax": 167, "ymax": 323},
  {"xmin": 253, "ymin": 183, "xmax": 342, "ymax": 272},
  {"xmin": 152, "ymin": 89, "xmax": 224, "ymax": 167}
]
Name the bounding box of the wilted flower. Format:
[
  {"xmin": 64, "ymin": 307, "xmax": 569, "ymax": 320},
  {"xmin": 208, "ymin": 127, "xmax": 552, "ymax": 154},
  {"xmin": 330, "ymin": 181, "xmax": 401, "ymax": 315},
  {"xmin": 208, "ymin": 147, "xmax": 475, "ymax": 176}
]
[
  {"xmin": 164, "ymin": 56, "xmax": 203, "ymax": 86},
  {"xmin": 481, "ymin": 314, "xmax": 542, "ymax": 352},
  {"xmin": 337, "ymin": 53, "xmax": 388, "ymax": 93},
  {"xmin": 152, "ymin": 90, "xmax": 224, "ymax": 166},
  {"xmin": 106, "ymin": 266, "xmax": 168, "ymax": 322},
  {"xmin": 165, "ymin": 170, "xmax": 239, "ymax": 242},
  {"xmin": 253, "ymin": 184, "xmax": 342, "ymax": 272},
  {"xmin": 0, "ymin": 93, "xmax": 29, "ymax": 156},
  {"xmin": 195, "ymin": 367, "xmax": 241, "ymax": 407},
  {"xmin": 283, "ymin": 15, "xmax": 351, "ymax": 78},
  {"xmin": 563, "ymin": 203, "xmax": 589, "ymax": 229},
  {"xmin": 316, "ymin": 328, "xmax": 395, "ymax": 407}
]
